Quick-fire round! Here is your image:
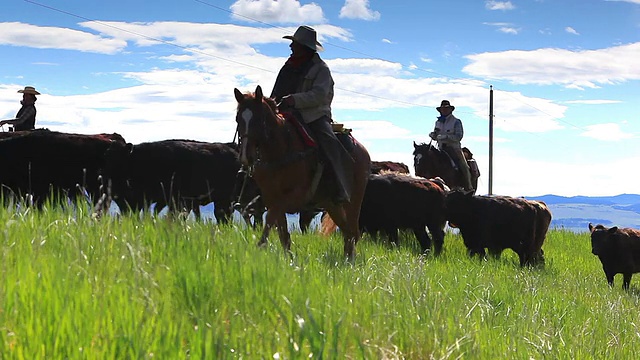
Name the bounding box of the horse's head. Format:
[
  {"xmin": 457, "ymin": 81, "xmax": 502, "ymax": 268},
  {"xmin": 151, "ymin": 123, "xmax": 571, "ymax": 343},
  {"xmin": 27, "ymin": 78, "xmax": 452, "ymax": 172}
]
[
  {"xmin": 413, "ymin": 141, "xmax": 438, "ymax": 178},
  {"xmin": 234, "ymin": 85, "xmax": 279, "ymax": 166}
]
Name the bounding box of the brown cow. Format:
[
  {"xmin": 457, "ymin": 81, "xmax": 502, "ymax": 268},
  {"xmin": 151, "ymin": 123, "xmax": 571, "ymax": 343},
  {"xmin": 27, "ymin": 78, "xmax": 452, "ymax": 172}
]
[
  {"xmin": 371, "ymin": 160, "xmax": 410, "ymax": 174},
  {"xmin": 588, "ymin": 223, "xmax": 640, "ymax": 290},
  {"xmin": 445, "ymin": 191, "xmax": 551, "ymax": 266}
]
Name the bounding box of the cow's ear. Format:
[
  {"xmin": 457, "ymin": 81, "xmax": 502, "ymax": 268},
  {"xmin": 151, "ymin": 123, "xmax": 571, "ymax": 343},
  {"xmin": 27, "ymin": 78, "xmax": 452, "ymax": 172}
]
[
  {"xmin": 126, "ymin": 143, "xmax": 134, "ymax": 154},
  {"xmin": 608, "ymin": 227, "xmax": 618, "ymax": 234},
  {"xmin": 588, "ymin": 223, "xmax": 594, "ymax": 232}
]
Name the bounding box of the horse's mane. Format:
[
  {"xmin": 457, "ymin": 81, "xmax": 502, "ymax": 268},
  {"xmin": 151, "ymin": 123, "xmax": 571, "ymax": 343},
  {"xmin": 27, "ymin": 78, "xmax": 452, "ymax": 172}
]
[
  {"xmin": 263, "ymin": 97, "xmax": 278, "ymax": 113},
  {"xmin": 237, "ymin": 91, "xmax": 279, "ymax": 118},
  {"xmin": 414, "ymin": 142, "xmax": 449, "ymax": 162}
]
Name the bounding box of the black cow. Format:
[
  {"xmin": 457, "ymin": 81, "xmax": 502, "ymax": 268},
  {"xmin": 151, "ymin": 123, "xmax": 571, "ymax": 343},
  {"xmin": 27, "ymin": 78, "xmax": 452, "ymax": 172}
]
[
  {"xmin": 321, "ymin": 172, "xmax": 447, "ymax": 254},
  {"xmin": 0, "ymin": 129, "xmax": 126, "ymax": 206},
  {"xmin": 104, "ymin": 139, "xmax": 240, "ymax": 222},
  {"xmin": 588, "ymin": 223, "xmax": 640, "ymax": 290},
  {"xmin": 444, "ymin": 191, "xmax": 551, "ymax": 266},
  {"xmin": 360, "ymin": 173, "xmax": 446, "ymax": 254}
]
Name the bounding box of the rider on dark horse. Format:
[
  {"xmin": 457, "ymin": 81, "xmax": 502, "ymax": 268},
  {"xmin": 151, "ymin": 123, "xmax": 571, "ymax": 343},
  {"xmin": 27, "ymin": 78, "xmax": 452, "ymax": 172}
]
[
  {"xmin": 270, "ymin": 25, "xmax": 354, "ymax": 204},
  {"xmin": 429, "ymin": 100, "xmax": 474, "ymax": 191}
]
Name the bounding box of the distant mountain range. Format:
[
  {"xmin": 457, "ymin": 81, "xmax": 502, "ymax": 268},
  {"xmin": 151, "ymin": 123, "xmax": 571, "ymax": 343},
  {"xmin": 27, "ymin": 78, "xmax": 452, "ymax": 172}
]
[
  {"xmin": 183, "ymin": 194, "xmax": 640, "ymax": 234},
  {"xmin": 525, "ymin": 194, "xmax": 640, "ymax": 232}
]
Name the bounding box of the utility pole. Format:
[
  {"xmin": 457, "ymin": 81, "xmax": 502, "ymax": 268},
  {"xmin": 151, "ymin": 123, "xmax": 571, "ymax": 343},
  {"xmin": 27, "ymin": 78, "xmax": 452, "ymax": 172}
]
[{"xmin": 488, "ymin": 85, "xmax": 494, "ymax": 195}]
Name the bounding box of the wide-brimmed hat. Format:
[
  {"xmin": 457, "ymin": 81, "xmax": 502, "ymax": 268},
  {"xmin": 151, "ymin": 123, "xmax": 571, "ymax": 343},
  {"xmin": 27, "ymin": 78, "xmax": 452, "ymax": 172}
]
[
  {"xmin": 436, "ymin": 100, "xmax": 454, "ymax": 111},
  {"xmin": 17, "ymin": 86, "xmax": 41, "ymax": 95},
  {"xmin": 283, "ymin": 25, "xmax": 324, "ymax": 52}
]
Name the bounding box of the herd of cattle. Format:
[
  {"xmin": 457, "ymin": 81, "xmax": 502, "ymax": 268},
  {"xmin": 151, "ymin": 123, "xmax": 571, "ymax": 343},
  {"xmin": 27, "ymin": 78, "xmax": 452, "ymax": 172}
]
[{"xmin": 0, "ymin": 129, "xmax": 639, "ymax": 288}]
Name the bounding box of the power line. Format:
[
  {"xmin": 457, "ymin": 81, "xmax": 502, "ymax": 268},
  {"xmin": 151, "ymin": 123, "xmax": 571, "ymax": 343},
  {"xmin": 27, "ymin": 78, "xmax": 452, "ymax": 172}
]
[
  {"xmin": 23, "ymin": 0, "xmax": 588, "ymax": 133},
  {"xmin": 23, "ymin": 0, "xmax": 275, "ymax": 73}
]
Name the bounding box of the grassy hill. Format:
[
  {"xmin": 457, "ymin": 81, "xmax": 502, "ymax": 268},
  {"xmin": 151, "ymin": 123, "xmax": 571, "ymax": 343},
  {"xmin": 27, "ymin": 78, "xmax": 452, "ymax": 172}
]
[{"xmin": 1, "ymin": 203, "xmax": 640, "ymax": 358}]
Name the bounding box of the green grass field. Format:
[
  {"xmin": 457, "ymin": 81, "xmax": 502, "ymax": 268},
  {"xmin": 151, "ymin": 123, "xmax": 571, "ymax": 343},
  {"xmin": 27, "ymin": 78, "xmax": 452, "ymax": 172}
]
[{"xmin": 1, "ymin": 204, "xmax": 639, "ymax": 359}]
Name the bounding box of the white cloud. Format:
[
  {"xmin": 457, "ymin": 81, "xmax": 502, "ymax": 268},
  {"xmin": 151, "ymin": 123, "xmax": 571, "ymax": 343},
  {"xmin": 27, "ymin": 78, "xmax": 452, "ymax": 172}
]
[
  {"xmin": 382, "ymin": 38, "xmax": 393, "ymax": 44},
  {"xmin": 229, "ymin": 0, "xmax": 325, "ymax": 24},
  {"xmin": 339, "ymin": 0, "xmax": 381, "ymax": 21},
  {"xmin": 485, "ymin": 1, "xmax": 515, "ymax": 10},
  {"xmin": 565, "ymin": 26, "xmax": 580, "ymax": 35},
  {"xmin": 463, "ymin": 42, "xmax": 640, "ymax": 88},
  {"xmin": 605, "ymin": 0, "xmax": 640, "ymax": 4},
  {"xmin": 581, "ymin": 123, "xmax": 635, "ymax": 141},
  {"xmin": 0, "ymin": 22, "xmax": 126, "ymax": 54},
  {"xmin": 498, "ymin": 27, "xmax": 519, "ymax": 34},
  {"xmin": 564, "ymin": 99, "xmax": 622, "ymax": 105},
  {"xmin": 484, "ymin": 22, "xmax": 520, "ymax": 34}
]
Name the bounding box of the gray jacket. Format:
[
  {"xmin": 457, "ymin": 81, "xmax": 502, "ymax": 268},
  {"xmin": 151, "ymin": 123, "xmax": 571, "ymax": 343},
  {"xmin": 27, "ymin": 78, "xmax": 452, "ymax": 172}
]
[
  {"xmin": 430, "ymin": 114, "xmax": 464, "ymax": 149},
  {"xmin": 288, "ymin": 54, "xmax": 334, "ymax": 123}
]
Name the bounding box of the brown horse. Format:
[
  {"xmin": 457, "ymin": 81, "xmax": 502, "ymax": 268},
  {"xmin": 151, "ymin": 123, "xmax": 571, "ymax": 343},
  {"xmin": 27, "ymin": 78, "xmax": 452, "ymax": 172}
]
[
  {"xmin": 234, "ymin": 85, "xmax": 371, "ymax": 259},
  {"xmin": 413, "ymin": 141, "xmax": 479, "ymax": 194}
]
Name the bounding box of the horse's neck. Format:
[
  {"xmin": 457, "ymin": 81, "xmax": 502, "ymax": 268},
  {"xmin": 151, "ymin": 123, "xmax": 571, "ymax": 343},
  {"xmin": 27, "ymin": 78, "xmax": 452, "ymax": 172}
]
[
  {"xmin": 260, "ymin": 118, "xmax": 296, "ymax": 160},
  {"xmin": 422, "ymin": 149, "xmax": 455, "ymax": 176}
]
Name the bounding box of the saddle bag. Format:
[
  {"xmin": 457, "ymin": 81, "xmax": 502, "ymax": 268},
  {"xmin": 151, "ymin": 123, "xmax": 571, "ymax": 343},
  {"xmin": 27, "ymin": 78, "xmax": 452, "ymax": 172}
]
[{"xmin": 468, "ymin": 159, "xmax": 480, "ymax": 178}]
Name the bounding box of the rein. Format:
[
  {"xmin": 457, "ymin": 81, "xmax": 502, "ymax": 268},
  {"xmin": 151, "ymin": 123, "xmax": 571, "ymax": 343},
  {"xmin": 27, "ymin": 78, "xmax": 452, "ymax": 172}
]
[{"xmin": 237, "ymin": 102, "xmax": 318, "ymax": 171}]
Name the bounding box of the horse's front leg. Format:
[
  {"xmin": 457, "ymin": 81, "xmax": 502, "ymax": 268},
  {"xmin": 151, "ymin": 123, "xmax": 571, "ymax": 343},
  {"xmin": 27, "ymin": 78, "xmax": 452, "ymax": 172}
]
[
  {"xmin": 275, "ymin": 213, "xmax": 292, "ymax": 253},
  {"xmin": 257, "ymin": 208, "xmax": 276, "ymax": 247},
  {"xmin": 259, "ymin": 209, "xmax": 291, "ymax": 252}
]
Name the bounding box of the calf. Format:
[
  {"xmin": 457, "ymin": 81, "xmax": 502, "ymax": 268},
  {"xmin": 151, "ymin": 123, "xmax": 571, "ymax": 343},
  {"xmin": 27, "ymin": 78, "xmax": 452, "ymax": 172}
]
[
  {"xmin": 588, "ymin": 223, "xmax": 640, "ymax": 290},
  {"xmin": 445, "ymin": 191, "xmax": 551, "ymax": 266},
  {"xmin": 322, "ymin": 172, "xmax": 447, "ymax": 254}
]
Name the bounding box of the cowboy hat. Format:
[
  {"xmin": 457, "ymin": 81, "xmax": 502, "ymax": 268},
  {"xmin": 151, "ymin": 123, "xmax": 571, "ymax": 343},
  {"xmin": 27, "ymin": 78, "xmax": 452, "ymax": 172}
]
[
  {"xmin": 436, "ymin": 99, "xmax": 454, "ymax": 111},
  {"xmin": 283, "ymin": 25, "xmax": 324, "ymax": 52},
  {"xmin": 17, "ymin": 86, "xmax": 41, "ymax": 95}
]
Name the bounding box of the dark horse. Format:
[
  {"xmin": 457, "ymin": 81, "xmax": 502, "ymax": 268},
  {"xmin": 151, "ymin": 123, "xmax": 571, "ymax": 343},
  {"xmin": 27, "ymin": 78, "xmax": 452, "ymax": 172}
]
[
  {"xmin": 234, "ymin": 85, "xmax": 371, "ymax": 259},
  {"xmin": 413, "ymin": 141, "xmax": 479, "ymax": 194}
]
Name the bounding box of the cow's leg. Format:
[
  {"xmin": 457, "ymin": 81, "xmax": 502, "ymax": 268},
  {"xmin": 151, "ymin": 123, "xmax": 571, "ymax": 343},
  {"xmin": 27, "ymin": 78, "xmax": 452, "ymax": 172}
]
[
  {"xmin": 386, "ymin": 227, "xmax": 399, "ymax": 246},
  {"xmin": 623, "ymin": 273, "xmax": 632, "ymax": 290},
  {"xmin": 193, "ymin": 203, "xmax": 202, "ymax": 221},
  {"xmin": 413, "ymin": 227, "xmax": 432, "ymax": 254},
  {"xmin": 427, "ymin": 223, "xmax": 445, "ymax": 255},
  {"xmin": 299, "ymin": 210, "xmax": 316, "ymax": 233},
  {"xmin": 604, "ymin": 269, "xmax": 615, "ymax": 287},
  {"xmin": 489, "ymin": 248, "xmax": 503, "ymax": 261},
  {"xmin": 468, "ymin": 247, "xmax": 486, "ymax": 259},
  {"xmin": 214, "ymin": 202, "xmax": 230, "ymax": 224}
]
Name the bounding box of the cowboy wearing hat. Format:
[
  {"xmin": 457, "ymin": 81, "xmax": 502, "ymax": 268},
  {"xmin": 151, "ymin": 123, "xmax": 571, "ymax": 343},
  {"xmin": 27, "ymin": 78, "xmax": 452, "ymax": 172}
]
[
  {"xmin": 270, "ymin": 25, "xmax": 354, "ymax": 203},
  {"xmin": 0, "ymin": 86, "xmax": 40, "ymax": 131},
  {"xmin": 429, "ymin": 100, "xmax": 474, "ymax": 191}
]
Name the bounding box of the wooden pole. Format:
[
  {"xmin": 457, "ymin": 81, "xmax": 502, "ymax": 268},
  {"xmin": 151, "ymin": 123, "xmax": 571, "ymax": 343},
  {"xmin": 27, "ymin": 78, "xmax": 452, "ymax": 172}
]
[{"xmin": 489, "ymin": 85, "xmax": 494, "ymax": 195}]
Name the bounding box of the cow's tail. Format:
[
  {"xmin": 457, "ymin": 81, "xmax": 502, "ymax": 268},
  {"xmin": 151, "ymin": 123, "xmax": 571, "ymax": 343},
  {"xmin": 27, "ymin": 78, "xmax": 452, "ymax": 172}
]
[{"xmin": 320, "ymin": 212, "xmax": 338, "ymax": 235}]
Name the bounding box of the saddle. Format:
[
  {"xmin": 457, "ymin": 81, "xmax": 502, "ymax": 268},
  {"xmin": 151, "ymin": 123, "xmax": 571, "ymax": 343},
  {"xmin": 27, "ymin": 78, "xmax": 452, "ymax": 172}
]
[
  {"xmin": 281, "ymin": 111, "xmax": 355, "ymax": 204},
  {"xmin": 441, "ymin": 146, "xmax": 480, "ymax": 179},
  {"xmin": 282, "ymin": 111, "xmax": 355, "ymax": 152}
]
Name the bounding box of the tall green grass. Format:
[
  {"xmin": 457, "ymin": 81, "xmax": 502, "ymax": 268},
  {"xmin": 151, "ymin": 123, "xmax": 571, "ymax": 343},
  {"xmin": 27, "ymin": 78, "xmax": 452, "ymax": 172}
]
[{"xmin": 1, "ymin": 203, "xmax": 639, "ymax": 359}]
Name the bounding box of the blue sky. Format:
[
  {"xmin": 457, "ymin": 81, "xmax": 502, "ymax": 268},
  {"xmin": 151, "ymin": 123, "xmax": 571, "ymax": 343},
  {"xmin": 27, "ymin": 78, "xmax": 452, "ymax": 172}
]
[{"xmin": 1, "ymin": 0, "xmax": 639, "ymax": 197}]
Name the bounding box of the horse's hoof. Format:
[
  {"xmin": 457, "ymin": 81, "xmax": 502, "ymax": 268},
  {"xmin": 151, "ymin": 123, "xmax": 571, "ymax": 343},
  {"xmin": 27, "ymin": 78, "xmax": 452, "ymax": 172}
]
[{"xmin": 257, "ymin": 241, "xmax": 267, "ymax": 248}]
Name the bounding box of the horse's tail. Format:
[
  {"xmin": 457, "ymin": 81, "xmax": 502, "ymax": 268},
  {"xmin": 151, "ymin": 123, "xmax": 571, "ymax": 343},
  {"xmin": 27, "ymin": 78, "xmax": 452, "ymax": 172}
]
[{"xmin": 320, "ymin": 212, "xmax": 338, "ymax": 235}]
